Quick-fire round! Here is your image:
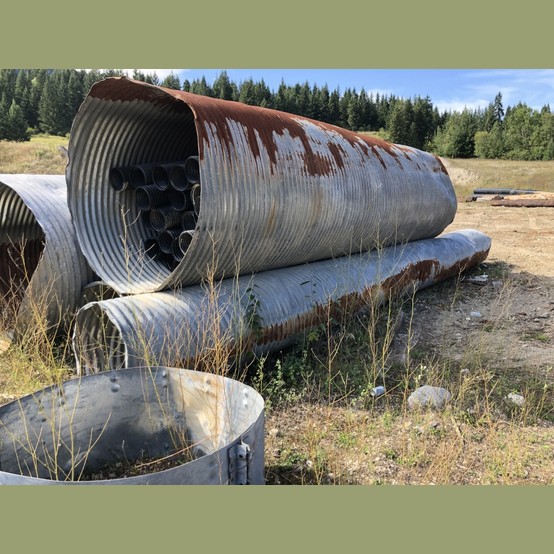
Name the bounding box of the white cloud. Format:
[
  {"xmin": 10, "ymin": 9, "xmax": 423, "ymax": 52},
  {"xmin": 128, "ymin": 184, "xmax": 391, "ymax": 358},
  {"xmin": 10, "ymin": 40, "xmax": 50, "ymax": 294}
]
[
  {"xmin": 457, "ymin": 69, "xmax": 554, "ymax": 110},
  {"xmin": 434, "ymin": 98, "xmax": 490, "ymax": 113}
]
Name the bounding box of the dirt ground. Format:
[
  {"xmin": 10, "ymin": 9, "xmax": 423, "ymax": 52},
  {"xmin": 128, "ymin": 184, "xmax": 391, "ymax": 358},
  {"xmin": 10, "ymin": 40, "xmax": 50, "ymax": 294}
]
[
  {"xmin": 420, "ymin": 198, "xmax": 554, "ymax": 372},
  {"xmin": 264, "ymin": 166, "xmax": 554, "ymax": 485}
]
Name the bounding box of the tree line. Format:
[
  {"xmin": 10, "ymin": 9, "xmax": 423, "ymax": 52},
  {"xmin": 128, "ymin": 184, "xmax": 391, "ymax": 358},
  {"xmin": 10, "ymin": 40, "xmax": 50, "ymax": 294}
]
[{"xmin": 0, "ymin": 69, "xmax": 553, "ymax": 160}]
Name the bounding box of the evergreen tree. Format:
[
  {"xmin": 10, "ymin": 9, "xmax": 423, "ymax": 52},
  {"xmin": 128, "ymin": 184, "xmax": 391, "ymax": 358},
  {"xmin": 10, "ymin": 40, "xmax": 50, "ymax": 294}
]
[
  {"xmin": 493, "ymin": 92, "xmax": 504, "ymax": 124},
  {"xmin": 0, "ymin": 94, "xmax": 9, "ymax": 140},
  {"xmin": 132, "ymin": 70, "xmax": 147, "ymax": 82},
  {"xmin": 273, "ymin": 80, "xmax": 289, "ymax": 112},
  {"xmin": 364, "ymin": 92, "xmax": 379, "ymax": 131},
  {"xmin": 387, "ymin": 99, "xmax": 416, "ymax": 145},
  {"xmin": 432, "ymin": 109, "xmax": 478, "ymax": 158},
  {"xmin": 212, "ymin": 71, "xmax": 234, "ymax": 100},
  {"xmin": 238, "ymin": 78, "xmax": 257, "ymax": 105},
  {"xmin": 339, "ymin": 88, "xmax": 353, "ymax": 128},
  {"xmin": 143, "ymin": 72, "xmax": 160, "ymax": 86},
  {"xmin": 67, "ymin": 70, "xmax": 85, "ymax": 124},
  {"xmin": 0, "ymin": 69, "xmax": 17, "ymax": 106},
  {"xmin": 190, "ymin": 77, "xmax": 212, "ymax": 97},
  {"xmin": 327, "ymin": 89, "xmax": 341, "ymax": 127},
  {"xmin": 412, "ymin": 96, "xmax": 434, "ymax": 150},
  {"xmin": 38, "ymin": 75, "xmax": 64, "ymax": 135},
  {"xmin": 182, "ymin": 79, "xmax": 191, "ymax": 92},
  {"xmin": 316, "ymin": 84, "xmax": 330, "ymax": 123},
  {"xmin": 5, "ymin": 99, "xmax": 30, "ymax": 141},
  {"xmin": 503, "ymin": 103, "xmax": 538, "ymax": 160},
  {"xmin": 83, "ymin": 69, "xmax": 103, "ymax": 93},
  {"xmin": 14, "ymin": 70, "xmax": 32, "ymax": 126},
  {"xmin": 347, "ymin": 93, "xmax": 364, "ymax": 131},
  {"xmin": 161, "ymin": 72, "xmax": 181, "ymax": 90}
]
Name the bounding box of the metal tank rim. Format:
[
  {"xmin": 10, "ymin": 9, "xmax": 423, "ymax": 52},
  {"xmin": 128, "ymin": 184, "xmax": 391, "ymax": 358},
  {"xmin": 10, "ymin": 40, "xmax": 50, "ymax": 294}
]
[{"xmin": 0, "ymin": 366, "xmax": 265, "ymax": 485}]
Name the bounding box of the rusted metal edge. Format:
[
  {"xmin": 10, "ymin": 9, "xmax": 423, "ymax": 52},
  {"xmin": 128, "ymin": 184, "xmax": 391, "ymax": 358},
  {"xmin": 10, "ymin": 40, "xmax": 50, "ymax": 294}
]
[
  {"xmin": 73, "ymin": 229, "xmax": 491, "ymax": 375},
  {"xmin": 67, "ymin": 77, "xmax": 457, "ymax": 294}
]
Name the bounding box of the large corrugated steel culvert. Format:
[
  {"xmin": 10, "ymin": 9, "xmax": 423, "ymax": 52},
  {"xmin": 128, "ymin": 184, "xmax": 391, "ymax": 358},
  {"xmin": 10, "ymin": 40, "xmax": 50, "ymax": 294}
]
[
  {"xmin": 73, "ymin": 230, "xmax": 491, "ymax": 374},
  {"xmin": 0, "ymin": 367, "xmax": 264, "ymax": 485},
  {"xmin": 0, "ymin": 175, "xmax": 94, "ymax": 341},
  {"xmin": 66, "ymin": 77, "xmax": 457, "ymax": 295}
]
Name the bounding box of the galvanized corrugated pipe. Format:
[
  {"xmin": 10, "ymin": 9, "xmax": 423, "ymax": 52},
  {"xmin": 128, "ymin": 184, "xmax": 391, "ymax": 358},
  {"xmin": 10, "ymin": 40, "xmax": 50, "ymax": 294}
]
[
  {"xmin": 73, "ymin": 229, "xmax": 491, "ymax": 374},
  {"xmin": 66, "ymin": 77, "xmax": 457, "ymax": 295},
  {"xmin": 0, "ymin": 175, "xmax": 95, "ymax": 340},
  {"xmin": 0, "ymin": 367, "xmax": 264, "ymax": 485}
]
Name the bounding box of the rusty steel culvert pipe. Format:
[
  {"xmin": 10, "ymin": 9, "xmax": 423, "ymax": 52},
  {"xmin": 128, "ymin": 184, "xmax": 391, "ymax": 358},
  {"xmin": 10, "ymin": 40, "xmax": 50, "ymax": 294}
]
[
  {"xmin": 66, "ymin": 77, "xmax": 457, "ymax": 295},
  {"xmin": 73, "ymin": 230, "xmax": 491, "ymax": 375},
  {"xmin": 0, "ymin": 175, "xmax": 94, "ymax": 342}
]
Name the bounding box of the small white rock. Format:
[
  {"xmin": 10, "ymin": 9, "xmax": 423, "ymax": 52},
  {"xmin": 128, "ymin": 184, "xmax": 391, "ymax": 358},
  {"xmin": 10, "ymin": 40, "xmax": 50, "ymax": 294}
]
[
  {"xmin": 408, "ymin": 386, "xmax": 452, "ymax": 410},
  {"xmin": 507, "ymin": 392, "xmax": 525, "ymax": 407},
  {"xmin": 470, "ymin": 311, "xmax": 482, "ymax": 318}
]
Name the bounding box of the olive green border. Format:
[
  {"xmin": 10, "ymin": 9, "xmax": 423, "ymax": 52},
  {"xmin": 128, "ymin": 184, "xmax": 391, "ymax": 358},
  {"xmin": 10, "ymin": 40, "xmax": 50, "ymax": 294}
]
[
  {"xmin": 1, "ymin": 1, "xmax": 551, "ymax": 67},
  {"xmin": 1, "ymin": 1, "xmax": 551, "ymax": 551},
  {"xmin": 1, "ymin": 487, "xmax": 552, "ymax": 549}
]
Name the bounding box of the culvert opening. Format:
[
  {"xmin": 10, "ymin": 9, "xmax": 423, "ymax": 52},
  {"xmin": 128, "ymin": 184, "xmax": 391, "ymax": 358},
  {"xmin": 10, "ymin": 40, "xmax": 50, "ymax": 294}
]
[
  {"xmin": 0, "ymin": 185, "xmax": 45, "ymax": 329},
  {"xmin": 74, "ymin": 303, "xmax": 127, "ymax": 374},
  {"xmin": 67, "ymin": 85, "xmax": 201, "ymax": 294}
]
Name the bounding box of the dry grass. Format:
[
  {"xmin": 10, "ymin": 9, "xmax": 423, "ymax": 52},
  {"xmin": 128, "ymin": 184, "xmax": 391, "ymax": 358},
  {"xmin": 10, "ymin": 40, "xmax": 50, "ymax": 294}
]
[
  {"xmin": 442, "ymin": 157, "xmax": 554, "ymax": 198},
  {"xmin": 261, "ymin": 274, "xmax": 554, "ymax": 485},
  {"xmin": 1, "ymin": 147, "xmax": 553, "ymax": 484},
  {"xmin": 0, "ymin": 135, "xmax": 68, "ymax": 174}
]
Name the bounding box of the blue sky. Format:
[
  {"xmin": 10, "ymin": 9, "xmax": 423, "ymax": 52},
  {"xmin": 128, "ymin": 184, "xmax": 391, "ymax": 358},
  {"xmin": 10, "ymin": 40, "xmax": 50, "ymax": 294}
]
[{"xmin": 131, "ymin": 68, "xmax": 554, "ymax": 113}]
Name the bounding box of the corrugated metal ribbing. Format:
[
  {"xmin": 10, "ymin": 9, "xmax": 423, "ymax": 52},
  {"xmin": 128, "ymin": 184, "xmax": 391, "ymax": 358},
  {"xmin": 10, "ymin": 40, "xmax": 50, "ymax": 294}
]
[
  {"xmin": 73, "ymin": 230, "xmax": 491, "ymax": 374},
  {"xmin": 67, "ymin": 77, "xmax": 457, "ymax": 295},
  {"xmin": 0, "ymin": 175, "xmax": 95, "ymax": 338},
  {"xmin": 0, "ymin": 367, "xmax": 265, "ymax": 484}
]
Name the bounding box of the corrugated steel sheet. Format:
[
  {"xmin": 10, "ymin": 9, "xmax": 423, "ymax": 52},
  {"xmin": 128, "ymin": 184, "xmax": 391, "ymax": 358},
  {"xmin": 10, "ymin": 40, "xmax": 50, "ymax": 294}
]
[
  {"xmin": 0, "ymin": 367, "xmax": 264, "ymax": 485},
  {"xmin": 67, "ymin": 77, "xmax": 457, "ymax": 295},
  {"xmin": 0, "ymin": 174, "xmax": 94, "ymax": 339},
  {"xmin": 73, "ymin": 230, "xmax": 491, "ymax": 374}
]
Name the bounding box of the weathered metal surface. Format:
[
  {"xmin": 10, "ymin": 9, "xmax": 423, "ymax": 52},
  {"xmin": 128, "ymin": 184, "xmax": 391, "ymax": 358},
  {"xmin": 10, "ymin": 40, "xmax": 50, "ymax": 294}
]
[
  {"xmin": 73, "ymin": 230, "xmax": 491, "ymax": 374},
  {"xmin": 0, "ymin": 367, "xmax": 265, "ymax": 485},
  {"xmin": 0, "ymin": 175, "xmax": 94, "ymax": 338},
  {"xmin": 490, "ymin": 198, "xmax": 554, "ymax": 207},
  {"xmin": 66, "ymin": 77, "xmax": 457, "ymax": 295}
]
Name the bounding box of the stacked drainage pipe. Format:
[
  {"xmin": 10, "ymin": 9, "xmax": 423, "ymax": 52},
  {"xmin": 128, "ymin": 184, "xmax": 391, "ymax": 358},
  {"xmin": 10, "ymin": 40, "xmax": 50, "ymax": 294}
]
[
  {"xmin": 109, "ymin": 156, "xmax": 200, "ymax": 270},
  {"xmin": 73, "ymin": 230, "xmax": 491, "ymax": 374},
  {"xmin": 0, "ymin": 175, "xmax": 94, "ymax": 341},
  {"xmin": 66, "ymin": 77, "xmax": 457, "ymax": 295}
]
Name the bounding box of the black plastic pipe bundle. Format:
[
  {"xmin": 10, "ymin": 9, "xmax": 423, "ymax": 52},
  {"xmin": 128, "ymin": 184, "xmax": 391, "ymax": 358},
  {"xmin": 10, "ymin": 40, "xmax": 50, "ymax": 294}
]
[{"xmin": 108, "ymin": 157, "xmax": 200, "ymax": 269}]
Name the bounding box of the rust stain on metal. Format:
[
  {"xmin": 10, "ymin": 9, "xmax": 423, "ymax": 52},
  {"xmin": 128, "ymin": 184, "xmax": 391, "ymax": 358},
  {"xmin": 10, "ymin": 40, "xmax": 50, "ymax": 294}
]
[
  {"xmin": 369, "ymin": 145, "xmax": 388, "ymax": 170},
  {"xmin": 256, "ymin": 288, "xmax": 376, "ymax": 347},
  {"xmin": 327, "ymin": 142, "xmax": 346, "ymax": 171},
  {"xmin": 432, "ymin": 155, "xmax": 449, "ymax": 175},
  {"xmin": 88, "ymin": 77, "xmax": 437, "ymax": 179},
  {"xmin": 381, "ymin": 250, "xmax": 490, "ymax": 298},
  {"xmin": 381, "ymin": 259, "xmax": 441, "ymax": 297}
]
